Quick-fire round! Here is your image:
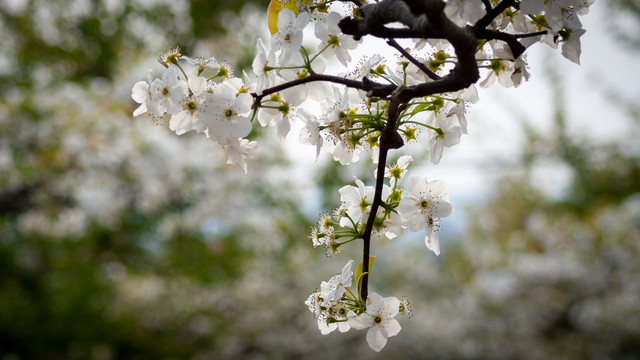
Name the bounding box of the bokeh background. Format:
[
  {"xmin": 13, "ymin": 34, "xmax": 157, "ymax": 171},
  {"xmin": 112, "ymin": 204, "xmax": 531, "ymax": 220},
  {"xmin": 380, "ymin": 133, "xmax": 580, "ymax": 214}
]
[{"xmin": 1, "ymin": 0, "xmax": 639, "ymax": 359}]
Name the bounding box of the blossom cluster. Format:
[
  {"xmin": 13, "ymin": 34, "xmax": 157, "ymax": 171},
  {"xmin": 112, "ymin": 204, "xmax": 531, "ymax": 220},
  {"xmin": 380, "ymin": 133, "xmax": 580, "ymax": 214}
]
[
  {"xmin": 305, "ymin": 259, "xmax": 411, "ymax": 352},
  {"xmin": 311, "ymin": 155, "xmax": 453, "ymax": 257},
  {"xmin": 306, "ymin": 154, "xmax": 451, "ymax": 350},
  {"xmin": 132, "ymin": 0, "xmax": 594, "ymax": 172},
  {"xmin": 131, "ymin": 51, "xmax": 257, "ymax": 172},
  {"xmin": 131, "ymin": 0, "xmax": 595, "ymax": 352}
]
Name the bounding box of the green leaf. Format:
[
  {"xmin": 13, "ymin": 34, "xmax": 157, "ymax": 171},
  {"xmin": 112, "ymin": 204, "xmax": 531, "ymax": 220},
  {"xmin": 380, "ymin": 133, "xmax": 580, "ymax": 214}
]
[
  {"xmin": 354, "ymin": 256, "xmax": 376, "ymax": 285},
  {"xmin": 410, "ymin": 103, "xmax": 434, "ymax": 117}
]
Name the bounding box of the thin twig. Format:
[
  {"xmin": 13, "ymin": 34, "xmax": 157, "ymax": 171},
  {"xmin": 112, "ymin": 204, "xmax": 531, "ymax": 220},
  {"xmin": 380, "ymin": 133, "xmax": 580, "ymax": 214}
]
[
  {"xmin": 474, "ymin": 0, "xmax": 517, "ymax": 30},
  {"xmin": 514, "ymin": 30, "xmax": 548, "ymax": 39},
  {"xmin": 252, "ymin": 73, "xmax": 396, "ymax": 103},
  {"xmin": 386, "ymin": 38, "xmax": 441, "ymax": 81}
]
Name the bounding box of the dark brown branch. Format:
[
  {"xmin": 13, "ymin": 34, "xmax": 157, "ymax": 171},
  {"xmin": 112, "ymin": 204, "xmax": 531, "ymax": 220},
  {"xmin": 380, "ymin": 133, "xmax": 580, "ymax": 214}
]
[
  {"xmin": 474, "ymin": 0, "xmax": 517, "ymax": 30},
  {"xmin": 359, "ymin": 97, "xmax": 404, "ymax": 301},
  {"xmin": 356, "ymin": 0, "xmax": 480, "ymax": 302},
  {"xmin": 338, "ymin": 20, "xmax": 436, "ymax": 40},
  {"xmin": 336, "ymin": 0, "xmax": 364, "ymax": 7},
  {"xmin": 338, "ymin": 0, "xmax": 436, "ymax": 40},
  {"xmin": 514, "ymin": 30, "xmax": 548, "ymax": 39},
  {"xmin": 386, "ymin": 38, "xmax": 442, "ymax": 81},
  {"xmin": 394, "ymin": 2, "xmax": 479, "ymax": 101},
  {"xmin": 251, "ymin": 73, "xmax": 396, "ymax": 103},
  {"xmin": 475, "ymin": 28, "xmax": 526, "ymax": 59}
]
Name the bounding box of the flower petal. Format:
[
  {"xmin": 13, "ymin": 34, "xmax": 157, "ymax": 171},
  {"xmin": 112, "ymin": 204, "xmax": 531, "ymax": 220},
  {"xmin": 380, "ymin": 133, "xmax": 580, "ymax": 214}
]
[{"xmin": 366, "ymin": 328, "xmax": 387, "ymax": 352}]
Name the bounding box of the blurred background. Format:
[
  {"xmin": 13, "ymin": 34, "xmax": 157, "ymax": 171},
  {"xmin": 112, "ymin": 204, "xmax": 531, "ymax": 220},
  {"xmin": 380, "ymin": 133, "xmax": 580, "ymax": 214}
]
[{"xmin": 0, "ymin": 0, "xmax": 639, "ymax": 359}]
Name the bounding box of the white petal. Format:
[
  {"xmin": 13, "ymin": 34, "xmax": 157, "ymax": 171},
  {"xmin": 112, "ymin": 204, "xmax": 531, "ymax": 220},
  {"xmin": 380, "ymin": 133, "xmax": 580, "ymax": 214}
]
[
  {"xmin": 133, "ymin": 103, "xmax": 147, "ymax": 117},
  {"xmin": 385, "ymin": 319, "xmax": 401, "ymax": 337},
  {"xmin": 131, "ymin": 81, "xmax": 150, "ymax": 103},
  {"xmin": 348, "ymin": 314, "xmax": 371, "ymax": 330},
  {"xmin": 425, "ymin": 230, "xmax": 441, "ymax": 256},
  {"xmin": 433, "ymin": 200, "xmax": 453, "ymax": 218},
  {"xmin": 366, "ymin": 328, "xmax": 387, "ymax": 352},
  {"xmin": 384, "ymin": 296, "xmax": 400, "ymax": 317}
]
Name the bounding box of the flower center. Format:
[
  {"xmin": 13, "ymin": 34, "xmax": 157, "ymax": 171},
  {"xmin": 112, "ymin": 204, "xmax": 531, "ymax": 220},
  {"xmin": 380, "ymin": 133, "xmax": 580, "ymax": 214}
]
[
  {"xmin": 224, "ymin": 108, "xmax": 234, "ymax": 118},
  {"xmin": 359, "ymin": 197, "xmax": 369, "ymax": 212},
  {"xmin": 419, "ymin": 199, "xmax": 429, "ymax": 209},
  {"xmin": 373, "ymin": 315, "xmax": 382, "ymax": 324},
  {"xmin": 185, "ymin": 100, "xmax": 198, "ymax": 113}
]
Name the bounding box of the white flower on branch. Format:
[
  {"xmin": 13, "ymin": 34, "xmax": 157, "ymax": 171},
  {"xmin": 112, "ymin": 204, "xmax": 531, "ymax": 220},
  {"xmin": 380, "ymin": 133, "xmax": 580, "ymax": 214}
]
[
  {"xmin": 427, "ymin": 111, "xmax": 461, "ymax": 165},
  {"xmin": 348, "ymin": 292, "xmax": 401, "ymax": 352},
  {"xmin": 169, "ymin": 76, "xmax": 209, "ymax": 135},
  {"xmin": 298, "ymin": 109, "xmax": 323, "ymax": 160},
  {"xmin": 399, "ymin": 175, "xmax": 453, "ymax": 255},
  {"xmin": 320, "ymin": 259, "xmax": 354, "ymax": 306},
  {"xmin": 271, "ymin": 8, "xmax": 309, "ymax": 65},
  {"xmin": 252, "ymin": 37, "xmax": 281, "ymax": 94},
  {"xmin": 149, "ymin": 66, "xmax": 185, "ymax": 117},
  {"xmin": 205, "ymin": 81, "xmax": 252, "ymax": 142},
  {"xmin": 315, "ymin": 12, "xmax": 359, "ymax": 67},
  {"xmin": 338, "ymin": 178, "xmax": 375, "ymax": 228}
]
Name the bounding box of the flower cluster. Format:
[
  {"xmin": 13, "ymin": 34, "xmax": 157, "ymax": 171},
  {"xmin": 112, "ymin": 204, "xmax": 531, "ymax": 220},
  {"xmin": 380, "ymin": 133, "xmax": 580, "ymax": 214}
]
[
  {"xmin": 131, "ymin": 0, "xmax": 595, "ymax": 352},
  {"xmin": 132, "ymin": 49, "xmax": 256, "ymax": 172},
  {"xmin": 306, "ymin": 156, "xmax": 449, "ymax": 350},
  {"xmin": 311, "ymin": 155, "xmax": 453, "ymax": 258},
  {"xmin": 305, "ymin": 259, "xmax": 411, "ymax": 352}
]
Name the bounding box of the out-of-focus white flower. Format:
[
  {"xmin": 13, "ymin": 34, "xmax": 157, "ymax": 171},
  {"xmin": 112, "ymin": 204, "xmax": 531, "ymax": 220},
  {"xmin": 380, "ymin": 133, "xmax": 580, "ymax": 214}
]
[{"xmin": 219, "ymin": 137, "xmax": 258, "ymax": 174}]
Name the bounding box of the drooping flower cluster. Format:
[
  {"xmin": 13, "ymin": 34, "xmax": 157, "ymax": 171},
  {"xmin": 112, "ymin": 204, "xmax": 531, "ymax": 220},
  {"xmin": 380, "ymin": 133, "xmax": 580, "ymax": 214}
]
[
  {"xmin": 305, "ymin": 259, "xmax": 410, "ymax": 352},
  {"xmin": 132, "ymin": 0, "xmax": 595, "ymax": 352},
  {"xmin": 306, "ymin": 155, "xmax": 451, "ymax": 350}
]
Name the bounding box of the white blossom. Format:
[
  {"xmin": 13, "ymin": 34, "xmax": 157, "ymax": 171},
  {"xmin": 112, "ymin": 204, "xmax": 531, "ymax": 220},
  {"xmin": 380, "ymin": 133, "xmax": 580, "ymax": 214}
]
[
  {"xmin": 315, "ymin": 12, "xmax": 359, "ymax": 67},
  {"xmin": 220, "ymin": 137, "xmax": 258, "ymax": 174},
  {"xmin": 169, "ymin": 76, "xmax": 209, "ymax": 135},
  {"xmin": 348, "ymin": 292, "xmax": 401, "ymax": 352},
  {"xmin": 271, "ymin": 8, "xmax": 309, "ymax": 65},
  {"xmin": 206, "ymin": 82, "xmax": 252, "ymax": 142},
  {"xmin": 338, "ymin": 178, "xmax": 375, "ymax": 227},
  {"xmin": 399, "ymin": 175, "xmax": 453, "ymax": 255}
]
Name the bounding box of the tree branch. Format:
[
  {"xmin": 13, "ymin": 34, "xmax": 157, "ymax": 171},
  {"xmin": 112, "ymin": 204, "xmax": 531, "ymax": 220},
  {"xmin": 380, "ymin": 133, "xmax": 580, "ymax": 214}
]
[
  {"xmin": 359, "ymin": 97, "xmax": 404, "ymax": 301},
  {"xmin": 252, "ymin": 73, "xmax": 396, "ymax": 104},
  {"xmin": 474, "ymin": 0, "xmax": 517, "ymax": 30},
  {"xmin": 336, "ymin": 0, "xmax": 364, "ymax": 7},
  {"xmin": 356, "ymin": 0, "xmax": 479, "ymax": 302},
  {"xmin": 386, "ymin": 38, "xmax": 442, "ymax": 81},
  {"xmin": 475, "ymin": 28, "xmax": 526, "ymax": 58}
]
